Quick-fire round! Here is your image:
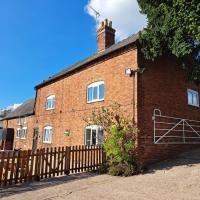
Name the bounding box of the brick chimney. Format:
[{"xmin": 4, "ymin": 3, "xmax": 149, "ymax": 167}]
[{"xmin": 97, "ymin": 19, "xmax": 116, "ymax": 52}]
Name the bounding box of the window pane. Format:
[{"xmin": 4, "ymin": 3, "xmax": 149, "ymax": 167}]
[
  {"xmin": 24, "ymin": 117, "xmax": 27, "ymax": 123},
  {"xmin": 49, "ymin": 129, "xmax": 52, "ymax": 142},
  {"xmin": 188, "ymin": 91, "xmax": 193, "ymax": 105},
  {"xmin": 18, "ymin": 118, "xmax": 20, "ymax": 124},
  {"xmin": 88, "ymin": 87, "xmax": 93, "ymax": 102},
  {"xmin": 92, "ymin": 129, "xmax": 97, "ymax": 145},
  {"xmin": 193, "ymin": 93, "xmax": 198, "ymax": 105},
  {"xmin": 93, "ymin": 86, "xmax": 98, "ymax": 100},
  {"xmin": 98, "ymin": 128, "xmax": 104, "ymax": 145},
  {"xmin": 99, "ymin": 84, "xmax": 104, "ymax": 100},
  {"xmin": 85, "ymin": 129, "xmax": 91, "ymax": 145},
  {"xmin": 52, "ymin": 98, "xmax": 55, "ymax": 108}
]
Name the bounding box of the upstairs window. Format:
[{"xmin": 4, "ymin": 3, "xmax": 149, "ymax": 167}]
[
  {"xmin": 43, "ymin": 126, "xmax": 52, "ymax": 144},
  {"xmin": 85, "ymin": 125, "xmax": 104, "ymax": 146},
  {"xmin": 17, "ymin": 117, "xmax": 21, "ymax": 125},
  {"xmin": 24, "ymin": 117, "xmax": 27, "ymax": 124},
  {"xmin": 16, "ymin": 128, "xmax": 21, "ymax": 138},
  {"xmin": 46, "ymin": 95, "xmax": 55, "ymax": 110},
  {"xmin": 187, "ymin": 89, "xmax": 199, "ymax": 107},
  {"xmin": 87, "ymin": 81, "xmax": 104, "ymax": 103},
  {"xmin": 21, "ymin": 127, "xmax": 27, "ymax": 139}
]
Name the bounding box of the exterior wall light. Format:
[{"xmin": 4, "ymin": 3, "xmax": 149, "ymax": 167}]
[
  {"xmin": 125, "ymin": 68, "xmax": 146, "ymax": 76},
  {"xmin": 125, "ymin": 68, "xmax": 133, "ymax": 76}
]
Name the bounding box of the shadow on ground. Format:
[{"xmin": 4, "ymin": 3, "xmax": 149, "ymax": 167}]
[
  {"xmin": 147, "ymin": 148, "xmax": 200, "ymax": 174},
  {"xmin": 0, "ymin": 172, "xmax": 100, "ymax": 198}
]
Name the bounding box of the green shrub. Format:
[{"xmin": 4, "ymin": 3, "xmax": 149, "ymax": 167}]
[
  {"xmin": 104, "ymin": 124, "xmax": 139, "ymax": 176},
  {"xmin": 97, "ymin": 162, "xmax": 109, "ymax": 174},
  {"xmin": 85, "ymin": 103, "xmax": 140, "ymax": 176}
]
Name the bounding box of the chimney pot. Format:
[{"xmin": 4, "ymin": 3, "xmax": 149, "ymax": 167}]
[
  {"xmin": 105, "ymin": 19, "xmax": 108, "ymax": 26},
  {"xmin": 109, "ymin": 21, "xmax": 112, "ymax": 28}
]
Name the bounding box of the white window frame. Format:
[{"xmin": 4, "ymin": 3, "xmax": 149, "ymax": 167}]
[
  {"xmin": 16, "ymin": 128, "xmax": 21, "ymax": 138},
  {"xmin": 46, "ymin": 95, "xmax": 55, "ymax": 110},
  {"xmin": 21, "ymin": 127, "xmax": 27, "ymax": 139},
  {"xmin": 187, "ymin": 89, "xmax": 199, "ymax": 107},
  {"xmin": 87, "ymin": 81, "xmax": 105, "ymax": 103},
  {"xmin": 43, "ymin": 126, "xmax": 53, "ymax": 144},
  {"xmin": 85, "ymin": 125, "xmax": 104, "ymax": 146}
]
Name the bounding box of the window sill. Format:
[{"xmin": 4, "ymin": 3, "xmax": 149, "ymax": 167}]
[
  {"xmin": 87, "ymin": 99, "xmax": 104, "ymax": 104},
  {"xmin": 188, "ymin": 104, "xmax": 199, "ymax": 108},
  {"xmin": 46, "ymin": 108, "xmax": 55, "ymax": 111},
  {"xmin": 43, "ymin": 141, "xmax": 52, "ymax": 144},
  {"xmin": 20, "ymin": 138, "xmax": 26, "ymax": 140}
]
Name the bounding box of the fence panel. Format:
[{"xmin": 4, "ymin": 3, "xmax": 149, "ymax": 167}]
[{"xmin": 0, "ymin": 145, "xmax": 105, "ymax": 187}]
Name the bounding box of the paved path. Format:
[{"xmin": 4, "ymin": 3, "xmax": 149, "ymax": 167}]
[{"xmin": 1, "ymin": 149, "xmax": 200, "ymax": 200}]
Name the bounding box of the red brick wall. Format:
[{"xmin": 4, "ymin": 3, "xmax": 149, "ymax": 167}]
[
  {"xmin": 2, "ymin": 116, "xmax": 35, "ymax": 150},
  {"xmin": 137, "ymin": 54, "xmax": 200, "ymax": 165},
  {"xmin": 35, "ymin": 47, "xmax": 138, "ymax": 149}
]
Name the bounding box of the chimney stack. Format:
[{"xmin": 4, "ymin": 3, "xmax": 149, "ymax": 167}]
[{"xmin": 97, "ymin": 19, "xmax": 116, "ymax": 52}]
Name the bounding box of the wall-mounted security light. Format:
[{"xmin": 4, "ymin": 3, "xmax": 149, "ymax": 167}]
[
  {"xmin": 125, "ymin": 68, "xmax": 146, "ymax": 77},
  {"xmin": 125, "ymin": 68, "xmax": 133, "ymax": 76}
]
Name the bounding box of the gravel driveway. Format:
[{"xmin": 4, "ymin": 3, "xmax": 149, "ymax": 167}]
[{"xmin": 1, "ymin": 148, "xmax": 200, "ymax": 200}]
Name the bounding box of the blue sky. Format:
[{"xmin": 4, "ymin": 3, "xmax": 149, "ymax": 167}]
[{"xmin": 0, "ymin": 0, "xmax": 146, "ymax": 108}]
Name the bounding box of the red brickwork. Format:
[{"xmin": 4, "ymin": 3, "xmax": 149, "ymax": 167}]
[
  {"xmin": 34, "ymin": 47, "xmax": 138, "ymax": 149},
  {"xmin": 137, "ymin": 54, "xmax": 200, "ymax": 165},
  {"xmin": 2, "ymin": 116, "xmax": 35, "ymax": 150}
]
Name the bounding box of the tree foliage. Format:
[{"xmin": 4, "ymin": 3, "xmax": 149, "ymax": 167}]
[
  {"xmin": 138, "ymin": 0, "xmax": 200, "ymax": 83},
  {"xmin": 0, "ymin": 109, "xmax": 11, "ymax": 118},
  {"xmin": 85, "ymin": 103, "xmax": 140, "ymax": 176}
]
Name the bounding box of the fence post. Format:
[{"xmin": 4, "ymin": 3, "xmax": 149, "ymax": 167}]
[
  {"xmin": 0, "ymin": 151, "xmax": 5, "ymax": 186},
  {"xmin": 35, "ymin": 149, "xmax": 41, "ymax": 181},
  {"xmin": 65, "ymin": 146, "xmax": 70, "ymax": 175}
]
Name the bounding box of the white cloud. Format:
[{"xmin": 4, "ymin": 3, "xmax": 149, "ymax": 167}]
[{"xmin": 85, "ymin": 0, "xmax": 147, "ymax": 41}]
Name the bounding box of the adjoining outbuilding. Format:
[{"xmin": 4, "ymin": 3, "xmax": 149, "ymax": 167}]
[{"xmin": 1, "ymin": 99, "xmax": 35, "ymax": 150}]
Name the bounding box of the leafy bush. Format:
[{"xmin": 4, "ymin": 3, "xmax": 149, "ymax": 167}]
[
  {"xmin": 97, "ymin": 162, "xmax": 109, "ymax": 174},
  {"xmin": 108, "ymin": 163, "xmax": 137, "ymax": 177},
  {"xmin": 85, "ymin": 103, "xmax": 140, "ymax": 176}
]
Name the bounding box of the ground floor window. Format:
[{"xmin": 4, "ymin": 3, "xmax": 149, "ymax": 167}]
[
  {"xmin": 16, "ymin": 128, "xmax": 21, "ymax": 138},
  {"xmin": 21, "ymin": 127, "xmax": 27, "ymax": 139},
  {"xmin": 43, "ymin": 126, "xmax": 52, "ymax": 144},
  {"xmin": 187, "ymin": 89, "xmax": 199, "ymax": 107},
  {"xmin": 85, "ymin": 125, "xmax": 103, "ymax": 146}
]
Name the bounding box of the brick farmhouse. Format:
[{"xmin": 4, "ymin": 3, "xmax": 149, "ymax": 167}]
[{"xmin": 1, "ymin": 19, "xmax": 200, "ymax": 165}]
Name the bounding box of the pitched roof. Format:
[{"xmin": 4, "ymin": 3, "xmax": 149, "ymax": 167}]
[
  {"xmin": 1, "ymin": 99, "xmax": 35, "ymax": 120},
  {"xmin": 35, "ymin": 32, "xmax": 139, "ymax": 89}
]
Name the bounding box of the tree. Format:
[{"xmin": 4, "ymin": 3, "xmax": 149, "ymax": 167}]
[
  {"xmin": 138, "ymin": 0, "xmax": 200, "ymax": 83},
  {"xmin": 0, "ymin": 109, "xmax": 11, "ymax": 118}
]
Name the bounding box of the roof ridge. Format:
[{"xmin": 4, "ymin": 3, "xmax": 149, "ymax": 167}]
[{"xmin": 35, "ymin": 32, "xmax": 139, "ymax": 89}]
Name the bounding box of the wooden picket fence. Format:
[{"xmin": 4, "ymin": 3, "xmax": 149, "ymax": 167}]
[{"xmin": 0, "ymin": 145, "xmax": 106, "ymax": 187}]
